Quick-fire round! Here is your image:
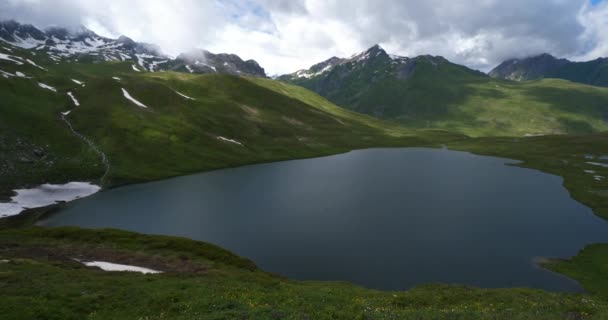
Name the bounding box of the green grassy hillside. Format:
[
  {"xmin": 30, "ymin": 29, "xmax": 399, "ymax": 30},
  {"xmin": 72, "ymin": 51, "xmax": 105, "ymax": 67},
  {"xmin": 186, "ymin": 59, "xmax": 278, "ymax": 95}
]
[
  {"xmin": 1, "ymin": 226, "xmax": 608, "ymax": 320},
  {"xmin": 280, "ymin": 48, "xmax": 608, "ymax": 137},
  {"xmin": 0, "ymin": 45, "xmax": 457, "ymax": 195}
]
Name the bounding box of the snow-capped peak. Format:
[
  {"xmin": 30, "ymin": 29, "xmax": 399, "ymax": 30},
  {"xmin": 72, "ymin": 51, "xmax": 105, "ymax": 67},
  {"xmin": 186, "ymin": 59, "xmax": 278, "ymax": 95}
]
[
  {"xmin": 0, "ymin": 20, "xmax": 168, "ymax": 71},
  {"xmin": 0, "ymin": 20, "xmax": 268, "ymax": 77}
]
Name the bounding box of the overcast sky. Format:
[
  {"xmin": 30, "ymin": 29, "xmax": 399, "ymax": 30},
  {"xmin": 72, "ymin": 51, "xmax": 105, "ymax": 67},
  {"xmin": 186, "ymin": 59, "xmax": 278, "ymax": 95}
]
[{"xmin": 1, "ymin": 0, "xmax": 607, "ymax": 74}]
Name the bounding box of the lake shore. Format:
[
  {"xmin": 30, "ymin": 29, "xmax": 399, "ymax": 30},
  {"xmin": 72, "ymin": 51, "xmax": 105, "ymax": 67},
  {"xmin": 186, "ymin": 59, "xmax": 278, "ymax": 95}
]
[{"xmin": 3, "ymin": 134, "xmax": 608, "ymax": 318}]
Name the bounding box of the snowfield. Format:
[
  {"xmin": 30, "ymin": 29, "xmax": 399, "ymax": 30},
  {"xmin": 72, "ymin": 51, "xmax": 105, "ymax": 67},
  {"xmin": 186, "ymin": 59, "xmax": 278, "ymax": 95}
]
[
  {"xmin": 135, "ymin": 53, "xmax": 157, "ymax": 71},
  {"xmin": 2, "ymin": 34, "xmax": 46, "ymax": 49},
  {"xmin": 122, "ymin": 88, "xmax": 149, "ymax": 108},
  {"xmin": 0, "ymin": 182, "xmax": 101, "ymax": 218},
  {"xmin": 149, "ymin": 59, "xmax": 169, "ymax": 72},
  {"xmin": 195, "ymin": 60, "xmax": 217, "ymax": 72}
]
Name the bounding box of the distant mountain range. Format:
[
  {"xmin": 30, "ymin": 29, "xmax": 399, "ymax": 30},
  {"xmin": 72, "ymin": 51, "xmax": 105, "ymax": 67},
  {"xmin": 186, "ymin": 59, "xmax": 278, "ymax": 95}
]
[
  {"xmin": 165, "ymin": 49, "xmax": 265, "ymax": 77},
  {"xmin": 278, "ymin": 45, "xmax": 608, "ymax": 136},
  {"xmin": 2, "ymin": 19, "xmax": 608, "ymax": 137},
  {"xmin": 0, "ymin": 20, "xmax": 266, "ymax": 77},
  {"xmin": 489, "ymin": 53, "xmax": 608, "ymax": 87}
]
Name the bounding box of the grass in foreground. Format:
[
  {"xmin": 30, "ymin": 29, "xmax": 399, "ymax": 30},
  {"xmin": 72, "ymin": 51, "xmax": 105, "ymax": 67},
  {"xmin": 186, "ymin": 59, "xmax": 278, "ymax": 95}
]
[{"xmin": 1, "ymin": 227, "xmax": 607, "ymax": 320}]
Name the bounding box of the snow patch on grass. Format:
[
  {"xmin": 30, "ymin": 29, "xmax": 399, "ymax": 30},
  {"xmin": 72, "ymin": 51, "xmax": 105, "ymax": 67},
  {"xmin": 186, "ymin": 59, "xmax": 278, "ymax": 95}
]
[
  {"xmin": 67, "ymin": 91, "xmax": 80, "ymax": 106},
  {"xmin": 185, "ymin": 65, "xmax": 194, "ymax": 73},
  {"xmin": 26, "ymin": 58, "xmax": 47, "ymax": 71},
  {"xmin": 0, "ymin": 182, "xmax": 100, "ymax": 218},
  {"xmin": 121, "ymin": 88, "xmax": 148, "ymax": 108},
  {"xmin": 80, "ymin": 260, "xmax": 162, "ymax": 274},
  {"xmin": 0, "ymin": 69, "xmax": 14, "ymax": 78},
  {"xmin": 112, "ymin": 76, "xmax": 121, "ymax": 81},
  {"xmin": 0, "ymin": 70, "xmax": 28, "ymax": 78},
  {"xmin": 131, "ymin": 64, "xmax": 141, "ymax": 72},
  {"xmin": 0, "ymin": 53, "xmax": 23, "ymax": 65},
  {"xmin": 71, "ymin": 79, "xmax": 85, "ymax": 86},
  {"xmin": 38, "ymin": 82, "xmax": 57, "ymax": 92},
  {"xmin": 175, "ymin": 90, "xmax": 195, "ymax": 100},
  {"xmin": 217, "ymin": 136, "xmax": 243, "ymax": 146},
  {"xmin": 587, "ymin": 162, "xmax": 608, "ymax": 168}
]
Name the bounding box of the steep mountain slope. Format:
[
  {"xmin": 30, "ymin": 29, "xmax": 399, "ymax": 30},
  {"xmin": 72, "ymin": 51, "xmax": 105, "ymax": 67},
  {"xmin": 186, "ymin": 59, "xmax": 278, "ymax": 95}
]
[
  {"xmin": 490, "ymin": 53, "xmax": 608, "ymax": 86},
  {"xmin": 279, "ymin": 45, "xmax": 608, "ymax": 136},
  {"xmin": 279, "ymin": 45, "xmax": 488, "ymax": 118},
  {"xmin": 0, "ymin": 20, "xmax": 266, "ymax": 76}
]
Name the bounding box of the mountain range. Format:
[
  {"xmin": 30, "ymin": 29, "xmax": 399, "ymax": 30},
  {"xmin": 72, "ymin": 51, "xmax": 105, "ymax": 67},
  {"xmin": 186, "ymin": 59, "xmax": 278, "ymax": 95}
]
[
  {"xmin": 278, "ymin": 45, "xmax": 608, "ymax": 136},
  {"xmin": 2, "ymin": 19, "xmax": 608, "ymax": 141},
  {"xmin": 278, "ymin": 44, "xmax": 488, "ymax": 118},
  {"xmin": 489, "ymin": 53, "xmax": 608, "ymax": 86},
  {"xmin": 0, "ymin": 20, "xmax": 266, "ymax": 77}
]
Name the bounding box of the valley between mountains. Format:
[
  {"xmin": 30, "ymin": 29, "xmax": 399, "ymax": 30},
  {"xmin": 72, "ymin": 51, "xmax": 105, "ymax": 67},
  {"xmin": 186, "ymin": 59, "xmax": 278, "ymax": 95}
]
[{"xmin": 2, "ymin": 20, "xmax": 608, "ymax": 319}]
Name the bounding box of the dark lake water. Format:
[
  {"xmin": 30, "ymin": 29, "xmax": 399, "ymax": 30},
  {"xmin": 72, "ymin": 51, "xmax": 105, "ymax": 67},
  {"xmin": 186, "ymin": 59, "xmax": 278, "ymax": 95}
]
[{"xmin": 40, "ymin": 148, "xmax": 608, "ymax": 291}]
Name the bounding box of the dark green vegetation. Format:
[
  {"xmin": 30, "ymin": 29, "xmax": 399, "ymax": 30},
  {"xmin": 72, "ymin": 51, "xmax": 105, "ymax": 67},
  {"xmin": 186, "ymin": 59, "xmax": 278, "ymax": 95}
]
[
  {"xmin": 3, "ymin": 39, "xmax": 608, "ymax": 319},
  {"xmin": 490, "ymin": 53, "xmax": 608, "ymax": 87},
  {"xmin": 279, "ymin": 46, "xmax": 608, "ymax": 136}
]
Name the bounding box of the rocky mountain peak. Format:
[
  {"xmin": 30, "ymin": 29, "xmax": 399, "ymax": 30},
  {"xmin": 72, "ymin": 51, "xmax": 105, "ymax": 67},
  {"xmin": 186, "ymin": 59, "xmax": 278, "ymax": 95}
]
[
  {"xmin": 169, "ymin": 48, "xmax": 266, "ymax": 77},
  {"xmin": 489, "ymin": 53, "xmax": 570, "ymax": 81}
]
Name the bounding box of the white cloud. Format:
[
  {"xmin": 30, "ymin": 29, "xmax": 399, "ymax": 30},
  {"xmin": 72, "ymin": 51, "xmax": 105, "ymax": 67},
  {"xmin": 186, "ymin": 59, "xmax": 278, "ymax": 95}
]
[
  {"xmin": 0, "ymin": 0, "xmax": 606, "ymax": 74},
  {"xmin": 574, "ymin": 1, "xmax": 608, "ymax": 61}
]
